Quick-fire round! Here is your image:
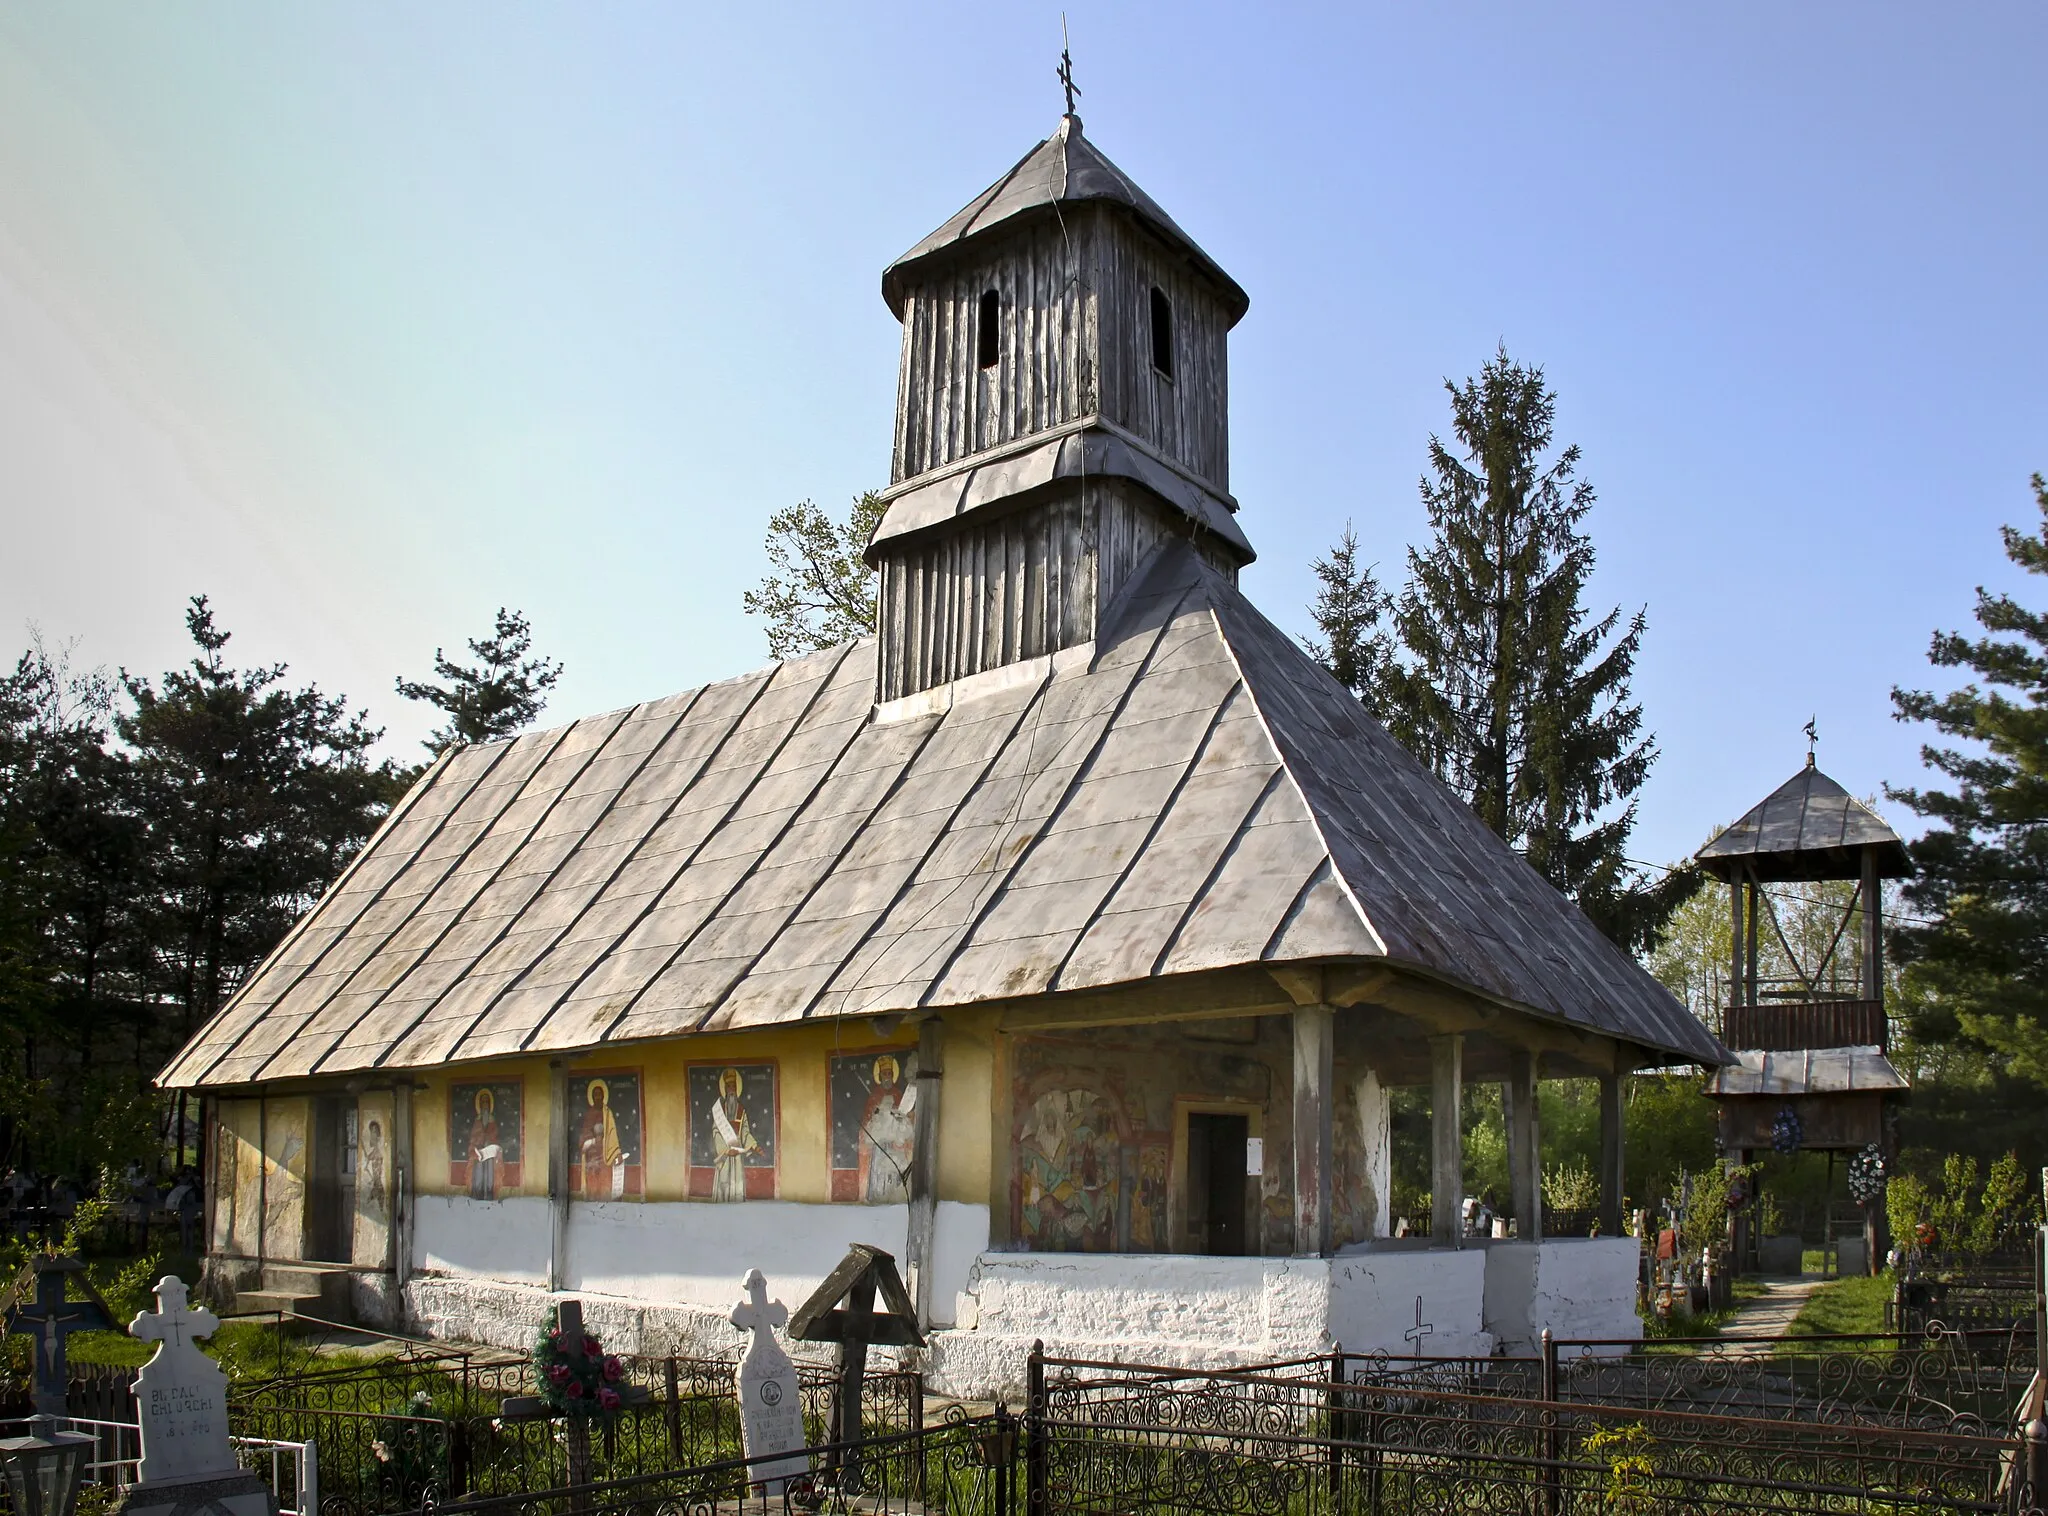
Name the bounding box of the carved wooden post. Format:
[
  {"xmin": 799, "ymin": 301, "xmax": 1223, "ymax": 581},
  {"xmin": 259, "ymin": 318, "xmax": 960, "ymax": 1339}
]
[
  {"xmin": 905, "ymin": 1016, "xmax": 946, "ymax": 1321},
  {"xmin": 549, "ymin": 1061, "xmax": 570, "ymax": 1293},
  {"xmin": 1598, "ymin": 1072, "xmax": 1625, "ymax": 1240},
  {"xmin": 1429, "ymin": 1034, "xmax": 1464, "ymax": 1245},
  {"xmin": 1293, "ymin": 1005, "xmax": 1336, "ymax": 1256},
  {"xmin": 1507, "ymin": 1050, "xmax": 1542, "ymax": 1239}
]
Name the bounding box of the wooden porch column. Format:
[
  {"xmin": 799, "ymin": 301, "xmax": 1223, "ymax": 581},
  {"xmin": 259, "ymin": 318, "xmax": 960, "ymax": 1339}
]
[
  {"xmin": 548, "ymin": 1061, "xmax": 570, "ymax": 1293},
  {"xmin": 1293, "ymin": 1005, "xmax": 1336, "ymax": 1256},
  {"xmin": 1429, "ymin": 1033, "xmax": 1463, "ymax": 1246},
  {"xmin": 392, "ymin": 1083, "xmax": 413, "ymax": 1293},
  {"xmin": 1598, "ymin": 1072, "xmax": 1625, "ymax": 1239},
  {"xmin": 905, "ymin": 1015, "xmax": 946, "ymax": 1321},
  {"xmin": 1507, "ymin": 1050, "xmax": 1542, "ymax": 1239},
  {"xmin": 1861, "ymin": 846, "xmax": 1885, "ymax": 1018},
  {"xmin": 1358, "ymin": 1068, "xmax": 1391, "ymax": 1240}
]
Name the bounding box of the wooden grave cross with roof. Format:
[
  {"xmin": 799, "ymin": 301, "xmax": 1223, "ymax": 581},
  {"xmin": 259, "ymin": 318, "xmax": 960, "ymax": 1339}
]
[
  {"xmin": 787, "ymin": 1244, "xmax": 924, "ymax": 1468},
  {"xmin": 4, "ymin": 1254, "xmax": 115, "ymax": 1416}
]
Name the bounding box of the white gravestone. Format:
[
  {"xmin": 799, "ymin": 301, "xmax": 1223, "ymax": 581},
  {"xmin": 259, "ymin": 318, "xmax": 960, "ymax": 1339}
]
[
  {"xmin": 114, "ymin": 1277, "xmax": 275, "ymax": 1516},
  {"xmin": 731, "ymin": 1270, "xmax": 808, "ymax": 1495}
]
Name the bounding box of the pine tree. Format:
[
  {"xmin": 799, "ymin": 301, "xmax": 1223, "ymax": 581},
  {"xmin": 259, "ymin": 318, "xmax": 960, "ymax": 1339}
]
[
  {"xmin": 123, "ymin": 598, "xmax": 400, "ymax": 1049},
  {"xmin": 743, "ymin": 492, "xmax": 886, "ymax": 659},
  {"xmin": 1304, "ymin": 524, "xmax": 1397, "ymax": 720},
  {"xmin": 1310, "ymin": 347, "xmax": 1688, "ymax": 950},
  {"xmin": 396, "ymin": 607, "xmax": 564, "ymax": 754},
  {"xmin": 1889, "ymin": 473, "xmax": 2048, "ymax": 1086}
]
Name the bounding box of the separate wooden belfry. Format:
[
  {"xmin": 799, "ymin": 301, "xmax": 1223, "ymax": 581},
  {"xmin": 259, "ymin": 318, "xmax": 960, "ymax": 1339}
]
[{"xmin": 1695, "ymin": 756, "xmax": 1911, "ymax": 1274}]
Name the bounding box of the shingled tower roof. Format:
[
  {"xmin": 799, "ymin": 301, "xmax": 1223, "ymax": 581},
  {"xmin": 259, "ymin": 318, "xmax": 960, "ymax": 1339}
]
[
  {"xmin": 881, "ymin": 114, "xmax": 1249, "ymax": 324},
  {"xmin": 1696, "ymin": 760, "xmax": 1911, "ymax": 883}
]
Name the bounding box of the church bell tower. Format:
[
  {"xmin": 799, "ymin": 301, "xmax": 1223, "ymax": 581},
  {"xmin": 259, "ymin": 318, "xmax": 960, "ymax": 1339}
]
[{"xmin": 869, "ymin": 113, "xmax": 1255, "ymax": 706}]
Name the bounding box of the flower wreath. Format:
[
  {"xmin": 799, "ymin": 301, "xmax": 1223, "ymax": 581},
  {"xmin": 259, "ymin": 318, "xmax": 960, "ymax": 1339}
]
[
  {"xmin": 1846, "ymin": 1144, "xmax": 1887, "ymax": 1207},
  {"xmin": 1770, "ymin": 1105, "xmax": 1804, "ymax": 1156},
  {"xmin": 533, "ymin": 1308, "xmax": 627, "ymax": 1416}
]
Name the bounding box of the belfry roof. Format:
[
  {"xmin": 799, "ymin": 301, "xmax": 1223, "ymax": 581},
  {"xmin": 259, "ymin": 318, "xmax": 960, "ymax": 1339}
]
[
  {"xmin": 881, "ymin": 115, "xmax": 1249, "ymax": 324},
  {"xmin": 160, "ymin": 545, "xmax": 1723, "ymax": 1090},
  {"xmin": 1696, "ymin": 762, "xmax": 1911, "ymax": 883}
]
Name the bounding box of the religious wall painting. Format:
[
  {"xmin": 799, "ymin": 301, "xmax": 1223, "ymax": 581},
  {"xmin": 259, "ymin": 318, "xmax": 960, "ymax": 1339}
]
[
  {"xmin": 1013, "ymin": 1076, "xmax": 1130, "ymax": 1251},
  {"xmin": 261, "ymin": 1099, "xmax": 307, "ymax": 1260},
  {"xmin": 687, "ymin": 1062, "xmax": 777, "ymax": 1200},
  {"xmin": 569, "ymin": 1069, "xmax": 644, "ymax": 1200},
  {"xmin": 829, "ymin": 1049, "xmax": 918, "ymax": 1203},
  {"xmin": 1130, "ymin": 1142, "xmax": 1171, "ymax": 1251},
  {"xmin": 352, "ymin": 1091, "xmax": 394, "ymax": 1266},
  {"xmin": 449, "ymin": 1080, "xmax": 525, "ymax": 1199}
]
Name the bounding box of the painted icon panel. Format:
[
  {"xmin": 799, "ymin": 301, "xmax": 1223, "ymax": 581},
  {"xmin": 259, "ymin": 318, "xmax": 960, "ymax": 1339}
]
[
  {"xmin": 686, "ymin": 1063, "xmax": 777, "ymax": 1200},
  {"xmin": 828, "ymin": 1049, "xmax": 918, "ymax": 1203},
  {"xmin": 569, "ymin": 1070, "xmax": 644, "ymax": 1199},
  {"xmin": 449, "ymin": 1080, "xmax": 524, "ymax": 1199}
]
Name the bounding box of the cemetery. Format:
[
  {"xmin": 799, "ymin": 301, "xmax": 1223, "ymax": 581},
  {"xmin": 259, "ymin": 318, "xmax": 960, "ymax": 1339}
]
[{"xmin": 2, "ymin": 27, "xmax": 2045, "ymax": 1516}]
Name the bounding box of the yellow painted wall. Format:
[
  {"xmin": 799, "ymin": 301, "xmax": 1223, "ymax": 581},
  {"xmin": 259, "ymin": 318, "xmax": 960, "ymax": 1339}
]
[
  {"xmin": 261, "ymin": 1096, "xmax": 309, "ymax": 1259},
  {"xmin": 403, "ymin": 1015, "xmax": 997, "ymax": 1208},
  {"xmin": 212, "ymin": 1098, "xmax": 263, "ymax": 1255}
]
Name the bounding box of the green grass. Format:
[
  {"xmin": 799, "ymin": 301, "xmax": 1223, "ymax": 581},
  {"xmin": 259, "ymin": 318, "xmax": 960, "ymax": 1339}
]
[{"xmin": 1785, "ymin": 1273, "xmax": 1892, "ymax": 1340}]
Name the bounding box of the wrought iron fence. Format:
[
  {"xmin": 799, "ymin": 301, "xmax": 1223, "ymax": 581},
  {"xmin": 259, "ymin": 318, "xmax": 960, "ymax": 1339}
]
[
  {"xmin": 416, "ymin": 1415, "xmax": 1014, "ymax": 1516},
  {"xmin": 1026, "ymin": 1348, "xmax": 2039, "ymax": 1515},
  {"xmin": 222, "ymin": 1350, "xmax": 922, "ymax": 1516}
]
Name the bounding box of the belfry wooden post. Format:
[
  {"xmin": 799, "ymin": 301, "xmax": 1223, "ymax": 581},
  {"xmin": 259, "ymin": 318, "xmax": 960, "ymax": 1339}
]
[
  {"xmin": 1429, "ymin": 1033, "xmax": 1464, "ymax": 1245},
  {"xmin": 1598, "ymin": 1072, "xmax": 1625, "ymax": 1239},
  {"xmin": 1292, "ymin": 1004, "xmax": 1336, "ymax": 1256},
  {"xmin": 1507, "ymin": 1050, "xmax": 1542, "ymax": 1239}
]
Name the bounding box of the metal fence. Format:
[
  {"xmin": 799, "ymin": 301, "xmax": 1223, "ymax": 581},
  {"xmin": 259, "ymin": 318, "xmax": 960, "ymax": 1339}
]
[{"xmin": 1024, "ymin": 1347, "xmax": 2041, "ymax": 1515}]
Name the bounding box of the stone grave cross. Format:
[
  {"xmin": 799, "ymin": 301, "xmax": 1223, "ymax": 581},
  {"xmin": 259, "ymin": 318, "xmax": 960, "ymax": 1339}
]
[
  {"xmin": 5, "ymin": 1256, "xmax": 115, "ymax": 1416},
  {"xmin": 730, "ymin": 1269, "xmax": 807, "ymax": 1495},
  {"xmin": 129, "ymin": 1275, "xmax": 239, "ymax": 1487},
  {"xmin": 1403, "ymin": 1295, "xmax": 1434, "ymax": 1352}
]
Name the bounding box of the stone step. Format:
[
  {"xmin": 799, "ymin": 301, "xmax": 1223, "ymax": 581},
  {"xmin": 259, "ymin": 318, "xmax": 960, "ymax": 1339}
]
[
  {"xmin": 261, "ymin": 1266, "xmax": 346, "ymax": 1297},
  {"xmin": 232, "ymin": 1289, "xmax": 326, "ymax": 1319}
]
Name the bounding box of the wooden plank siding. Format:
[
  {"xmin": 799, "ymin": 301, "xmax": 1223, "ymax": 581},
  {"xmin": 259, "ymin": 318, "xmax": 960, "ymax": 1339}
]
[
  {"xmin": 876, "ymin": 481, "xmax": 1232, "ymax": 704},
  {"xmin": 889, "ymin": 207, "xmax": 1231, "ymax": 498}
]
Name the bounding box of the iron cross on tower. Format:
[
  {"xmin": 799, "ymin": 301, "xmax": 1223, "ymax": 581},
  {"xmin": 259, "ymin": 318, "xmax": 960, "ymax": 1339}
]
[{"xmin": 1058, "ymin": 17, "xmax": 1081, "ymax": 117}]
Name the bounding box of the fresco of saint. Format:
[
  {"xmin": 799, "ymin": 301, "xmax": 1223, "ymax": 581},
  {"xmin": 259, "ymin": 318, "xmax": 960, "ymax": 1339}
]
[
  {"xmin": 688, "ymin": 1063, "xmax": 775, "ymax": 1201},
  {"xmin": 449, "ymin": 1080, "xmax": 523, "ymax": 1199},
  {"xmin": 829, "ymin": 1050, "xmax": 918, "ymax": 1203}
]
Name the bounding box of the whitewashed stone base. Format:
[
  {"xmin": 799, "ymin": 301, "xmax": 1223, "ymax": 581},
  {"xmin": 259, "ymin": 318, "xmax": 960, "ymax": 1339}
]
[{"xmin": 396, "ymin": 1197, "xmax": 1639, "ymax": 1400}]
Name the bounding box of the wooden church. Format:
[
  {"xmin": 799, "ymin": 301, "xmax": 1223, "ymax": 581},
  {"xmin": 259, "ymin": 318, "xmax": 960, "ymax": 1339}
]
[{"xmin": 162, "ymin": 111, "xmax": 1726, "ymax": 1392}]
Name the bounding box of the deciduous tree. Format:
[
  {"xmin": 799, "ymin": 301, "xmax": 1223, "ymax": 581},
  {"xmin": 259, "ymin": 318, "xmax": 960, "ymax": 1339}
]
[{"xmin": 743, "ymin": 492, "xmax": 885, "ymax": 659}]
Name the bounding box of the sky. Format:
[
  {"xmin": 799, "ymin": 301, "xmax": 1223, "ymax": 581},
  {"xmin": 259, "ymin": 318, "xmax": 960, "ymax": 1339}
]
[{"xmin": 0, "ymin": 3, "xmax": 2042, "ymax": 871}]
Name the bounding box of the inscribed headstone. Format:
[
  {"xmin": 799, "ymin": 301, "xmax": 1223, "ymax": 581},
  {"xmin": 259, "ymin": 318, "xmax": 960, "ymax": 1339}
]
[
  {"xmin": 730, "ymin": 1269, "xmax": 807, "ymax": 1493},
  {"xmin": 130, "ymin": 1276, "xmax": 236, "ymax": 1484}
]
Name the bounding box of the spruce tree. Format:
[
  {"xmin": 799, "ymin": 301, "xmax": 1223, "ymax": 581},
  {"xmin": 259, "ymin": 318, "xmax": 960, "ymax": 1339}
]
[
  {"xmin": 1889, "ymin": 474, "xmax": 2048, "ymax": 1087},
  {"xmin": 1310, "ymin": 347, "xmax": 1686, "ymax": 951},
  {"xmin": 397, "ymin": 607, "xmax": 564, "ymax": 754}
]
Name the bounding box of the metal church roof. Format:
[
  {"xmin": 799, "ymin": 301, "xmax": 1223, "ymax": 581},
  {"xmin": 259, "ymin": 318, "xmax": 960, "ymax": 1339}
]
[
  {"xmin": 881, "ymin": 115, "xmax": 1250, "ymax": 324},
  {"xmin": 1696, "ymin": 761, "xmax": 1911, "ymax": 883},
  {"xmin": 1704, "ymin": 1045, "xmax": 1908, "ymax": 1097},
  {"xmin": 160, "ymin": 545, "xmax": 1724, "ymax": 1090}
]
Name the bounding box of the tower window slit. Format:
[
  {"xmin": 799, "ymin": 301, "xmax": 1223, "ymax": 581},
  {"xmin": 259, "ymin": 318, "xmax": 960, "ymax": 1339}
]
[
  {"xmin": 977, "ymin": 289, "xmax": 1000, "ymax": 369},
  {"xmin": 1150, "ymin": 286, "xmax": 1174, "ymax": 379}
]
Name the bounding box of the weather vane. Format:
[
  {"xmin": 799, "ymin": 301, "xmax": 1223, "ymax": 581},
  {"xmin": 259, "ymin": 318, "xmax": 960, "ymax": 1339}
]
[
  {"xmin": 1804, "ymin": 715, "xmax": 1818, "ymax": 763},
  {"xmin": 1058, "ymin": 14, "xmax": 1082, "ymax": 118}
]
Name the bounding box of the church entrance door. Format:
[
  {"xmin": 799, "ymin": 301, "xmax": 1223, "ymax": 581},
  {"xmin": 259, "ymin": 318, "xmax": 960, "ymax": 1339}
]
[
  {"xmin": 308, "ymin": 1097, "xmax": 357, "ymax": 1263},
  {"xmin": 1185, "ymin": 1112, "xmax": 1249, "ymax": 1256}
]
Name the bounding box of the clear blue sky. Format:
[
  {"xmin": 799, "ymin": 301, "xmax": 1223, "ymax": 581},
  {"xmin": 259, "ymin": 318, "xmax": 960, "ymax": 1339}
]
[{"xmin": 1, "ymin": 3, "xmax": 2041, "ymax": 869}]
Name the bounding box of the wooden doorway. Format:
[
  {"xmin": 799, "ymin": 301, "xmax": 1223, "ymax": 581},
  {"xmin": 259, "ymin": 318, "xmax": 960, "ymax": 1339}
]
[
  {"xmin": 308, "ymin": 1097, "xmax": 358, "ymax": 1263},
  {"xmin": 1185, "ymin": 1111, "xmax": 1250, "ymax": 1256}
]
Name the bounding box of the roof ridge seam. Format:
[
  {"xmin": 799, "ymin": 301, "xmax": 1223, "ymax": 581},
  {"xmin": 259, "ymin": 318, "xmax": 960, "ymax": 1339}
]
[
  {"xmin": 163, "ymin": 738, "xmax": 471, "ymax": 1088},
  {"xmin": 1045, "ymin": 676, "xmax": 1247, "ymax": 995},
  {"xmin": 795, "ymin": 660, "xmax": 1062, "ymax": 1022},
  {"xmin": 910, "ymin": 582, "xmax": 1197, "ymax": 1008},
  {"xmin": 322, "ymin": 706, "xmax": 635, "ymax": 1079},
  {"xmin": 1201, "ymin": 596, "xmax": 1388, "ymax": 959},
  {"xmin": 488, "ymin": 664, "xmax": 787, "ymax": 1054},
  {"xmin": 583, "ymin": 643, "xmax": 865, "ymax": 1046}
]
